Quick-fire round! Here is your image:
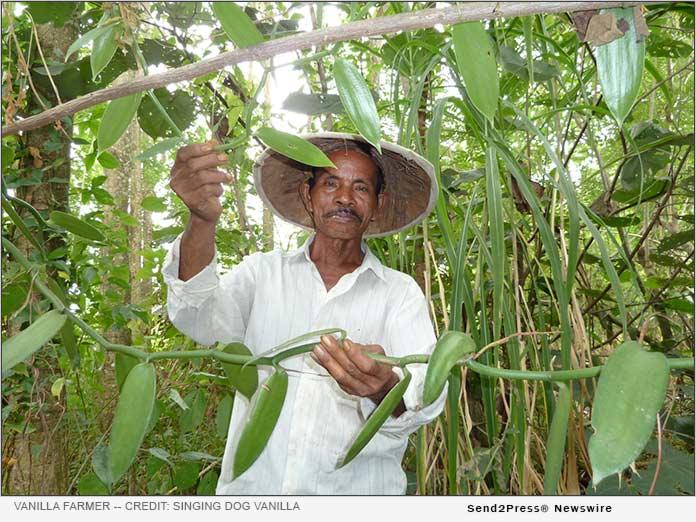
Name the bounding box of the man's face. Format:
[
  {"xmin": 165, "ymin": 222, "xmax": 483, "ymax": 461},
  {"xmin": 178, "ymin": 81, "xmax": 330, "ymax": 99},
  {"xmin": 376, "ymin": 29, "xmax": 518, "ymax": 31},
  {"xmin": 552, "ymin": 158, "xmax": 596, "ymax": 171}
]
[{"xmin": 301, "ymin": 149, "xmax": 385, "ymax": 241}]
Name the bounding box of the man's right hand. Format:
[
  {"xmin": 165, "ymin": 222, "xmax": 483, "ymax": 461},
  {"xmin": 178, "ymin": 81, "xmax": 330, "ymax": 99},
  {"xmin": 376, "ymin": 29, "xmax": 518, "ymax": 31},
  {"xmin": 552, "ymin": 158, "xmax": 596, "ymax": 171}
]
[
  {"xmin": 170, "ymin": 141, "xmax": 231, "ymax": 281},
  {"xmin": 169, "ymin": 141, "xmax": 231, "ymax": 224}
]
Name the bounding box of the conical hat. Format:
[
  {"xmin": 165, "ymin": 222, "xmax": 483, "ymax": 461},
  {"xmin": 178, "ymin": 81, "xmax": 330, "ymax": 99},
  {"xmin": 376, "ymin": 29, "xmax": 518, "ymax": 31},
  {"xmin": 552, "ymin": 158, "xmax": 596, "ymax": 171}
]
[{"xmin": 252, "ymin": 132, "xmax": 437, "ymax": 238}]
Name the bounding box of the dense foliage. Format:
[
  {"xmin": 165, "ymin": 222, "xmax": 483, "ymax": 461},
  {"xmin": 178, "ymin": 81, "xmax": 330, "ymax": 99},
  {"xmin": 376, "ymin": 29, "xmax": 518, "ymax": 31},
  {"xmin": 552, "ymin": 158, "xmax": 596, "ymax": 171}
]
[{"xmin": 1, "ymin": 1, "xmax": 694, "ymax": 495}]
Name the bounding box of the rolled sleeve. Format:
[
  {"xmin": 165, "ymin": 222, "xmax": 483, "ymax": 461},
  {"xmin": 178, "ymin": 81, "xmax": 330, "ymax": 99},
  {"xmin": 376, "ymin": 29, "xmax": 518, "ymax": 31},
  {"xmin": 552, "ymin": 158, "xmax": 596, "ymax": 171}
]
[
  {"xmin": 358, "ymin": 279, "xmax": 447, "ymax": 439},
  {"xmin": 163, "ymin": 233, "xmax": 257, "ymax": 346},
  {"xmin": 162, "ymin": 234, "xmax": 220, "ymax": 308}
]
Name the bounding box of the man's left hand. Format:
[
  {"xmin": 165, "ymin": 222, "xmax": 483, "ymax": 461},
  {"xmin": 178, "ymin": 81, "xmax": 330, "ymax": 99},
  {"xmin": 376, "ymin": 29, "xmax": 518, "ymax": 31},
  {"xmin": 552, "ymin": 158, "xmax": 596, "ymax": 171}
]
[{"xmin": 311, "ymin": 335, "xmax": 406, "ymax": 416}]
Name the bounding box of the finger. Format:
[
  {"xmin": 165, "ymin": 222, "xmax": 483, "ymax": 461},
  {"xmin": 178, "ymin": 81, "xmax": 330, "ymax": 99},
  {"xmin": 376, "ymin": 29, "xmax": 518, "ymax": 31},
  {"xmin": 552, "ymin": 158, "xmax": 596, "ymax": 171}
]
[
  {"xmin": 320, "ymin": 335, "xmax": 365, "ymax": 380},
  {"xmin": 186, "ymin": 152, "xmax": 229, "ymax": 174},
  {"xmin": 344, "ymin": 339, "xmax": 381, "ymax": 376},
  {"xmin": 175, "ymin": 140, "xmax": 219, "ymax": 163},
  {"xmin": 179, "ymin": 169, "xmax": 231, "ymax": 191},
  {"xmin": 190, "ymin": 183, "xmax": 224, "ymax": 201},
  {"xmin": 313, "ymin": 343, "xmax": 366, "ymax": 392},
  {"xmin": 174, "ymin": 184, "xmax": 222, "ymax": 212}
]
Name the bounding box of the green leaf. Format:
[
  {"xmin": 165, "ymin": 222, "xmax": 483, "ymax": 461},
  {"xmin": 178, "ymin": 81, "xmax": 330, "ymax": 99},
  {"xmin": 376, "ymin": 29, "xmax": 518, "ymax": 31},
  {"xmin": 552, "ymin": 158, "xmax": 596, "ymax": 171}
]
[
  {"xmin": 620, "ymin": 122, "xmax": 673, "ymax": 191},
  {"xmin": 1, "ymin": 198, "xmax": 45, "ymax": 255},
  {"xmin": 60, "ymin": 321, "xmax": 80, "ymax": 368},
  {"xmin": 255, "ymin": 127, "xmax": 336, "ymax": 168},
  {"xmin": 595, "ymin": 7, "xmax": 646, "ymax": 126},
  {"xmin": 657, "ymin": 229, "xmax": 694, "ymax": 253},
  {"xmin": 66, "ymin": 23, "xmax": 115, "ymax": 61},
  {"xmin": 50, "ymin": 210, "xmax": 105, "ymax": 241},
  {"xmin": 499, "ymin": 45, "xmax": 560, "ymax": 82},
  {"xmin": 91, "ymin": 22, "xmax": 123, "ymax": 80},
  {"xmin": 141, "ymin": 196, "xmax": 168, "ymax": 213},
  {"xmin": 662, "ymin": 298, "xmax": 693, "ymax": 313},
  {"xmin": 137, "ymin": 89, "xmax": 195, "ymax": 139},
  {"xmin": 591, "ymin": 214, "xmax": 641, "ymax": 228},
  {"xmin": 108, "ymin": 362, "xmax": 157, "ymax": 484},
  {"xmin": 632, "ymin": 440, "xmax": 695, "ymax": 495},
  {"xmin": 91, "ymin": 442, "xmax": 112, "ymax": 489},
  {"xmin": 115, "ymin": 352, "xmax": 139, "ymax": 391},
  {"xmin": 180, "ymin": 451, "xmax": 219, "ymax": 462},
  {"xmin": 147, "ymin": 447, "xmax": 172, "ymax": 466},
  {"xmin": 1, "ymin": 283, "xmax": 29, "ymax": 317},
  {"xmin": 173, "ymin": 461, "xmax": 200, "ymax": 491},
  {"xmin": 649, "ymin": 252, "xmax": 685, "ymax": 268},
  {"xmin": 51, "ymin": 377, "xmax": 66, "ymax": 397},
  {"xmin": 215, "ymin": 394, "xmax": 234, "ymax": 439},
  {"xmin": 167, "ymin": 388, "xmax": 189, "ymax": 411},
  {"xmin": 441, "ymin": 167, "xmax": 485, "ymax": 188},
  {"xmin": 211, "ymin": 2, "xmax": 264, "ymax": 48},
  {"xmin": 2, "ymin": 310, "xmax": 67, "ymax": 374},
  {"xmin": 179, "ymin": 389, "xmax": 207, "ymax": 433},
  {"xmin": 196, "ymin": 470, "xmax": 219, "ymax": 496},
  {"xmin": 334, "ymin": 59, "xmax": 382, "ymax": 152},
  {"xmin": 140, "ymin": 39, "xmax": 188, "ymax": 68},
  {"xmin": 282, "ymin": 92, "xmax": 344, "ymax": 115},
  {"xmin": 612, "ymin": 179, "xmax": 668, "ymax": 204},
  {"xmin": 452, "ymin": 22, "xmax": 499, "ymax": 122},
  {"xmin": 589, "ymin": 341, "xmax": 669, "ymax": 485},
  {"xmin": 646, "ymin": 33, "xmax": 693, "ymax": 58},
  {"xmin": 2, "ymin": 142, "xmax": 16, "ymax": 168},
  {"xmin": 220, "ymin": 343, "xmax": 258, "ymax": 399},
  {"xmin": 153, "ymin": 224, "xmax": 184, "ymax": 242},
  {"xmin": 97, "ymin": 92, "xmax": 142, "ymax": 152},
  {"xmin": 76, "ymin": 472, "xmax": 109, "ymax": 495},
  {"xmin": 97, "ymin": 151, "xmax": 119, "ymax": 169},
  {"xmin": 135, "ymin": 138, "xmax": 182, "ymax": 160},
  {"xmin": 381, "ymin": 30, "xmax": 445, "ymax": 76}
]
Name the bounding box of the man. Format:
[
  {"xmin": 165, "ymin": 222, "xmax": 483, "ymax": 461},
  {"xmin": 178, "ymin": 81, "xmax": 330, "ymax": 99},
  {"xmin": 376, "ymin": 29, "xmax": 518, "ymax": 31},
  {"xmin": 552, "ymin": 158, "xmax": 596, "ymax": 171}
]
[{"xmin": 164, "ymin": 133, "xmax": 446, "ymax": 494}]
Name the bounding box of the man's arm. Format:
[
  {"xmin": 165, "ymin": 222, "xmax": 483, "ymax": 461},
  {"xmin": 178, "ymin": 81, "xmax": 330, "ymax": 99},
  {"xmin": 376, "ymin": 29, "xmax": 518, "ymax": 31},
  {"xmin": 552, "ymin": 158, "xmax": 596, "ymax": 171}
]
[
  {"xmin": 169, "ymin": 140, "xmax": 231, "ymax": 281},
  {"xmin": 164, "ymin": 140, "xmax": 255, "ymax": 346}
]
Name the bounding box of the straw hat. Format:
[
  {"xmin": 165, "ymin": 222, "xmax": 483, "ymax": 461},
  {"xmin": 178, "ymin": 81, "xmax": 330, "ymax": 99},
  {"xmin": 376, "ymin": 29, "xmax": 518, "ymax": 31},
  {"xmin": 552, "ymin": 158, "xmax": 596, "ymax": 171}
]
[{"xmin": 252, "ymin": 132, "xmax": 437, "ymax": 238}]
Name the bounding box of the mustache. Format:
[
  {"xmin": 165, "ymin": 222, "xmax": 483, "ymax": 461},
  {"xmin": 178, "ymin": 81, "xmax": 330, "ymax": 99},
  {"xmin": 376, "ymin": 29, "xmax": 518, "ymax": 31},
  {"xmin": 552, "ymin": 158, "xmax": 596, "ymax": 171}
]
[{"xmin": 324, "ymin": 207, "xmax": 361, "ymax": 221}]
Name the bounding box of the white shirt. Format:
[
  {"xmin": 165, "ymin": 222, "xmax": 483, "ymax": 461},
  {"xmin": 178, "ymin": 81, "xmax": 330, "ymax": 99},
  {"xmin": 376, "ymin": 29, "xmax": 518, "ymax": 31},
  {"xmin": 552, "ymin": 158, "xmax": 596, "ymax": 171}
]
[{"xmin": 163, "ymin": 234, "xmax": 446, "ymax": 495}]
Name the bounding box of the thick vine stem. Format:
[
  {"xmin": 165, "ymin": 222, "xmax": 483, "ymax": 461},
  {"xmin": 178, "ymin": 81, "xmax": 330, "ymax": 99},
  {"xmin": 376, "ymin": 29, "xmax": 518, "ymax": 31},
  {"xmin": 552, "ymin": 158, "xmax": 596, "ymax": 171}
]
[
  {"xmin": 366, "ymin": 353, "xmax": 693, "ymax": 381},
  {"xmin": 3, "ymin": 235, "xmax": 693, "ymax": 379}
]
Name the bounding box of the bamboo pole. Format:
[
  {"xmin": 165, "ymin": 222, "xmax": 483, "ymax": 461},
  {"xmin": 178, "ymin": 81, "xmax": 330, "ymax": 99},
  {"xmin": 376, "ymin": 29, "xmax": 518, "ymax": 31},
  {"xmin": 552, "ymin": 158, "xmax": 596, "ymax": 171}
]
[{"xmin": 2, "ymin": 1, "xmax": 655, "ymax": 137}]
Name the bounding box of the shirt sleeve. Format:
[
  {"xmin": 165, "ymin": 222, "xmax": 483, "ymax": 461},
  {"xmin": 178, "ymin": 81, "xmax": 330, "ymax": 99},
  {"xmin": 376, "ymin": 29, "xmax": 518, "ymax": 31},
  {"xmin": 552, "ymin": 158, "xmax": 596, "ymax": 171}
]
[
  {"xmin": 162, "ymin": 233, "xmax": 257, "ymax": 346},
  {"xmin": 358, "ymin": 278, "xmax": 447, "ymax": 439}
]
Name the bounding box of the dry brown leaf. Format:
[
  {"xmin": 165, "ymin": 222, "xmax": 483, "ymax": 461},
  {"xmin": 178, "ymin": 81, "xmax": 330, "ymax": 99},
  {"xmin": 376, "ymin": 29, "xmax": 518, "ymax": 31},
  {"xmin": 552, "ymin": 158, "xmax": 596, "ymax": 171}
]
[
  {"xmin": 570, "ymin": 9, "xmax": 598, "ymax": 42},
  {"xmin": 585, "ymin": 12, "xmax": 625, "ymax": 46},
  {"xmin": 510, "ymin": 175, "xmax": 545, "ymax": 214},
  {"xmin": 28, "ymin": 145, "xmax": 43, "ymax": 168},
  {"xmin": 589, "ymin": 193, "xmax": 615, "ymax": 218},
  {"xmin": 633, "ymin": 6, "xmax": 650, "ymax": 41}
]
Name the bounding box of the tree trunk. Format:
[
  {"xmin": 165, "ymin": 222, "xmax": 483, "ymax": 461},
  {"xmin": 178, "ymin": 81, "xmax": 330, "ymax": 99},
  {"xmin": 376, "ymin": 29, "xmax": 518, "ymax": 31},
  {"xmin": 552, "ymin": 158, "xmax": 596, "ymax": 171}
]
[{"xmin": 6, "ymin": 18, "xmax": 76, "ymax": 496}]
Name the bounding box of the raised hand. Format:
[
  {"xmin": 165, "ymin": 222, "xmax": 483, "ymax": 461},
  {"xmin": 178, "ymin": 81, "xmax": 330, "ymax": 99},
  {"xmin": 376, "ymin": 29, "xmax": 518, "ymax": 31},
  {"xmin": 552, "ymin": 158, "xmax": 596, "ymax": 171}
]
[{"xmin": 169, "ymin": 140, "xmax": 231, "ymax": 224}]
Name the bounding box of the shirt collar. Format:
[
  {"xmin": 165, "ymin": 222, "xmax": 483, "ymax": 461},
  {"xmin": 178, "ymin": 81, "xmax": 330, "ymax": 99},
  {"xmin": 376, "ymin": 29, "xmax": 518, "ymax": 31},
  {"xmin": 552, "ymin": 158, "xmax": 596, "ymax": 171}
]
[{"xmin": 287, "ymin": 234, "xmax": 386, "ymax": 283}]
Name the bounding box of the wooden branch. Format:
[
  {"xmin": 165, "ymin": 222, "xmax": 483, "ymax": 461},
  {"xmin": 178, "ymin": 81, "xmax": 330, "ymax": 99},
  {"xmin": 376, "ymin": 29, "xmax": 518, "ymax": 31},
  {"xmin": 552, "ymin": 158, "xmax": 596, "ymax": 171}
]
[{"xmin": 2, "ymin": 1, "xmax": 652, "ymax": 137}]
